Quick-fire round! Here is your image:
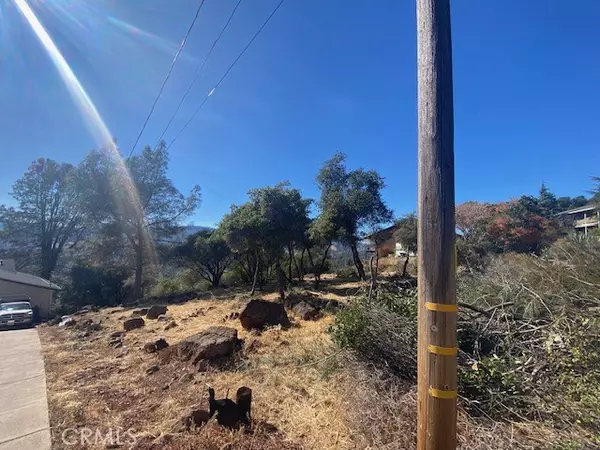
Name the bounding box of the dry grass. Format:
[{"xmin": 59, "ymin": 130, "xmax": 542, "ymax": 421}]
[
  {"xmin": 39, "ymin": 290, "xmax": 355, "ymax": 450},
  {"xmin": 39, "ymin": 277, "xmax": 588, "ymax": 450}
]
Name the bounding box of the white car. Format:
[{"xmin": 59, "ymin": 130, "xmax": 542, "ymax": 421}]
[{"xmin": 0, "ymin": 301, "xmax": 35, "ymax": 329}]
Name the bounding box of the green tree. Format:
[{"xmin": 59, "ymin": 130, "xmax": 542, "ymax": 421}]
[
  {"xmin": 78, "ymin": 142, "xmax": 200, "ymax": 300},
  {"xmin": 556, "ymin": 196, "xmax": 588, "ymax": 212},
  {"xmin": 0, "ymin": 158, "xmax": 86, "ymax": 280},
  {"xmin": 393, "ymin": 213, "xmax": 418, "ymax": 277},
  {"xmin": 537, "ymin": 183, "xmax": 559, "ymax": 218},
  {"xmin": 394, "ymin": 213, "xmax": 418, "ymax": 253},
  {"xmin": 315, "ymin": 153, "xmax": 393, "ymax": 280},
  {"xmin": 220, "ymin": 183, "xmax": 310, "ymax": 300},
  {"xmin": 174, "ymin": 230, "xmax": 233, "ymax": 288}
]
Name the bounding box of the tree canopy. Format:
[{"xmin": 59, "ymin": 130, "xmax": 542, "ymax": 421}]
[
  {"xmin": 78, "ymin": 142, "xmax": 200, "ymax": 299},
  {"xmin": 173, "ymin": 229, "xmax": 233, "ymax": 288},
  {"xmin": 0, "ymin": 158, "xmax": 86, "ymax": 279},
  {"xmin": 315, "ymin": 152, "xmax": 393, "ymax": 279}
]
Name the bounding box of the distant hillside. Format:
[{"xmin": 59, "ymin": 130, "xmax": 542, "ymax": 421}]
[{"xmin": 163, "ymin": 225, "xmax": 214, "ymax": 244}]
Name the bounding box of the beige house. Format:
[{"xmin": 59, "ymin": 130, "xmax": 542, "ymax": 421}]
[
  {"xmin": 0, "ymin": 259, "xmax": 60, "ymax": 318},
  {"xmin": 558, "ymin": 204, "xmax": 600, "ymax": 235}
]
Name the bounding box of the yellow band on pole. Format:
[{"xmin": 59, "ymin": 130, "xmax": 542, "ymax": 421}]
[
  {"xmin": 425, "ymin": 302, "xmax": 458, "ymax": 312},
  {"xmin": 429, "ymin": 388, "xmax": 457, "ymax": 399},
  {"xmin": 428, "ymin": 344, "xmax": 457, "ymax": 356}
]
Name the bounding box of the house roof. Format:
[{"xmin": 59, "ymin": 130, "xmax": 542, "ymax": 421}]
[
  {"xmin": 558, "ymin": 204, "xmax": 599, "ymax": 215},
  {"xmin": 0, "ymin": 270, "xmax": 61, "ymax": 291},
  {"xmin": 365, "ymin": 224, "xmax": 398, "ymax": 241}
]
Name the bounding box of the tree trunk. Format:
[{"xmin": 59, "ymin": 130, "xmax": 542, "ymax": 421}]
[
  {"xmin": 287, "ymin": 244, "xmax": 294, "ymax": 284},
  {"xmin": 351, "ymin": 243, "xmax": 366, "ymax": 280},
  {"xmin": 368, "ymin": 255, "xmax": 377, "ymax": 303},
  {"xmin": 40, "ymin": 247, "xmax": 57, "ymax": 281},
  {"xmin": 132, "ymin": 225, "xmax": 144, "ymax": 301},
  {"xmin": 133, "ymin": 243, "xmax": 143, "ymax": 301},
  {"xmin": 251, "ymin": 250, "xmax": 259, "ymax": 296},
  {"xmin": 275, "ymin": 260, "xmax": 286, "ymax": 302},
  {"xmin": 402, "ymin": 254, "xmax": 410, "ymax": 278},
  {"xmin": 298, "ymin": 248, "xmax": 305, "ymax": 281}
]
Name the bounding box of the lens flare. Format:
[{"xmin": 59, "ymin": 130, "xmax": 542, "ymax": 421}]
[{"xmin": 12, "ymin": 0, "xmax": 158, "ymax": 269}]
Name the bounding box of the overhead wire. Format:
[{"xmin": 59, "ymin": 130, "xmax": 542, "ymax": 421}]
[
  {"xmin": 154, "ymin": 0, "xmax": 244, "ymax": 147},
  {"xmin": 166, "ymin": 0, "xmax": 287, "ymax": 150},
  {"xmin": 126, "ymin": 0, "xmax": 207, "ymax": 160}
]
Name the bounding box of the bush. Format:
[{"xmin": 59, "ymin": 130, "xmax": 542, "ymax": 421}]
[
  {"xmin": 56, "ymin": 265, "xmax": 131, "ymax": 314},
  {"xmin": 331, "ymin": 284, "xmax": 418, "ymax": 381},
  {"xmin": 332, "ymin": 238, "xmax": 600, "ymax": 444}
]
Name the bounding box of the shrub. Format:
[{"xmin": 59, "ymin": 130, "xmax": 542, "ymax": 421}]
[
  {"xmin": 56, "ymin": 266, "xmax": 131, "ymax": 313},
  {"xmin": 332, "ymin": 238, "xmax": 600, "ymax": 444},
  {"xmin": 331, "ymin": 284, "xmax": 418, "ymax": 381}
]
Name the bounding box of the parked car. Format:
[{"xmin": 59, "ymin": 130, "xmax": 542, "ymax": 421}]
[{"xmin": 0, "ymin": 301, "xmax": 35, "ymax": 329}]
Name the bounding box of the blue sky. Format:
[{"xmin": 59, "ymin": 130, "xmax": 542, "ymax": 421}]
[{"xmin": 1, "ymin": 0, "xmax": 599, "ymax": 227}]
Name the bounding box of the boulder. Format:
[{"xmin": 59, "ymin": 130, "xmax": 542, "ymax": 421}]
[
  {"xmin": 172, "ymin": 327, "xmax": 240, "ymax": 370},
  {"xmin": 143, "ymin": 338, "xmax": 169, "ymax": 353},
  {"xmin": 132, "ymin": 308, "xmax": 149, "ymax": 316},
  {"xmin": 59, "ymin": 317, "xmax": 76, "ymax": 328},
  {"xmin": 123, "ymin": 317, "xmax": 145, "ymax": 331},
  {"xmin": 239, "ymin": 300, "xmax": 290, "ymax": 330},
  {"xmin": 292, "ymin": 301, "xmax": 322, "ymax": 321},
  {"xmin": 146, "ymin": 305, "xmax": 168, "ymax": 320},
  {"xmin": 172, "ymin": 406, "xmax": 211, "ymax": 432}
]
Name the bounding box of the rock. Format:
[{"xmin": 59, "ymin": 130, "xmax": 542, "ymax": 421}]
[
  {"xmin": 239, "ymin": 300, "xmax": 290, "ymax": 330},
  {"xmin": 110, "ymin": 331, "xmax": 125, "ymax": 339},
  {"xmin": 164, "ymin": 321, "xmax": 178, "ymax": 331},
  {"xmin": 292, "ymin": 301, "xmax": 322, "ymax": 321},
  {"xmin": 157, "ymin": 315, "xmax": 168, "ymax": 322},
  {"xmin": 123, "ymin": 317, "xmax": 145, "ymax": 331},
  {"xmin": 132, "ymin": 308, "xmax": 149, "ymax": 316},
  {"xmin": 172, "ymin": 406, "xmax": 211, "ymax": 432},
  {"xmin": 146, "ymin": 305, "xmax": 168, "ymax": 320},
  {"xmin": 143, "ymin": 338, "xmax": 169, "ymax": 353},
  {"xmin": 172, "ymin": 327, "xmax": 240, "ymax": 370},
  {"xmin": 225, "ymin": 312, "xmax": 240, "ymax": 321},
  {"xmin": 146, "ymin": 365, "xmax": 160, "ymax": 375},
  {"xmin": 249, "ymin": 329, "xmax": 262, "ymax": 337},
  {"xmin": 59, "ymin": 317, "xmax": 76, "ymax": 328}
]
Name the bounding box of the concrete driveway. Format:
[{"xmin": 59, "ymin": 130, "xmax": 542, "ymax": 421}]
[{"xmin": 0, "ymin": 328, "xmax": 51, "ymax": 450}]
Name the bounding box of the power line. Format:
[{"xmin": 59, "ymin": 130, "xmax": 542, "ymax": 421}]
[
  {"xmin": 155, "ymin": 0, "xmax": 244, "ymax": 147},
  {"xmin": 167, "ymin": 0, "xmax": 287, "ymax": 150},
  {"xmin": 127, "ymin": 0, "xmax": 207, "ymax": 160}
]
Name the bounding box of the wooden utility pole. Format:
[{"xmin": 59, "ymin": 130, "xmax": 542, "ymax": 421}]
[{"xmin": 416, "ymin": 0, "xmax": 457, "ymax": 449}]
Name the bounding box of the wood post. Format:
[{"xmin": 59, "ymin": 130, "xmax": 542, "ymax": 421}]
[{"xmin": 416, "ymin": 0, "xmax": 457, "ymax": 449}]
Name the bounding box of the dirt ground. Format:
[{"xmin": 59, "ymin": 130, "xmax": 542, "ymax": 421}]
[{"xmin": 38, "ymin": 280, "xmax": 363, "ymax": 450}]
